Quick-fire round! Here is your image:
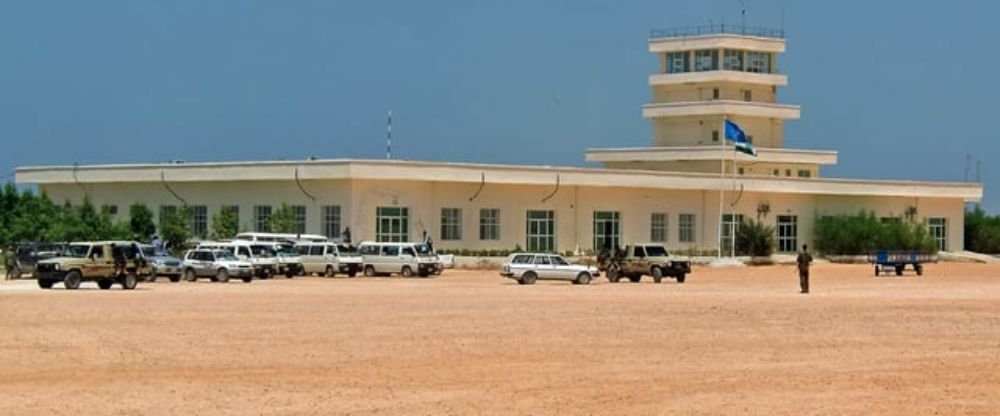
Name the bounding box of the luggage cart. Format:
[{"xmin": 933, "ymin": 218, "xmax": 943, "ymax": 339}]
[{"xmin": 868, "ymin": 250, "xmax": 933, "ymax": 276}]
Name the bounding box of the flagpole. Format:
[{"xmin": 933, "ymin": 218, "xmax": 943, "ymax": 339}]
[
  {"xmin": 718, "ymin": 116, "xmax": 726, "ymax": 259},
  {"xmin": 731, "ymin": 145, "xmax": 737, "ymax": 259}
]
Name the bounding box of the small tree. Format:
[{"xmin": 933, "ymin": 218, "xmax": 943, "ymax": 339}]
[
  {"xmin": 129, "ymin": 203, "xmax": 157, "ymax": 241},
  {"xmin": 211, "ymin": 206, "xmax": 239, "ymax": 240},
  {"xmin": 268, "ymin": 203, "xmax": 297, "ymax": 234},
  {"xmin": 735, "ymin": 219, "xmax": 776, "ymax": 257},
  {"xmin": 160, "ymin": 206, "xmax": 193, "ymax": 255}
]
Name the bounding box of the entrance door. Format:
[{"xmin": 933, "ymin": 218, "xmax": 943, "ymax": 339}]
[{"xmin": 777, "ymin": 215, "xmax": 798, "ymax": 253}]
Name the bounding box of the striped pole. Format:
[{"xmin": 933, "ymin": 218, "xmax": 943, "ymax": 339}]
[{"xmin": 386, "ymin": 110, "xmax": 392, "ymax": 160}]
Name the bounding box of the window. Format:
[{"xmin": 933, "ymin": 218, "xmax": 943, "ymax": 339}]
[
  {"xmin": 666, "ymin": 52, "xmax": 689, "ymax": 73},
  {"xmin": 785, "ymin": 169, "xmax": 792, "ymax": 177},
  {"xmin": 773, "ymin": 169, "xmax": 779, "ymax": 176},
  {"xmin": 533, "ymin": 255, "xmax": 551, "ymax": 265},
  {"xmin": 254, "ymin": 205, "xmax": 272, "ymax": 232},
  {"xmin": 321, "ymin": 205, "xmax": 341, "ymax": 240},
  {"xmin": 159, "ymin": 205, "xmax": 177, "ymax": 223},
  {"xmin": 105, "ymin": 205, "xmax": 118, "ymax": 216},
  {"xmin": 679, "ymin": 214, "xmax": 696, "ymax": 243},
  {"xmin": 712, "ymin": 88, "xmax": 720, "ymax": 100},
  {"xmin": 723, "ymin": 49, "xmax": 744, "ymax": 71},
  {"xmin": 376, "ymin": 207, "xmax": 409, "ymax": 242},
  {"xmin": 441, "ymin": 208, "xmax": 462, "ymax": 241},
  {"xmin": 633, "ymin": 246, "xmax": 646, "ymax": 257},
  {"xmin": 746, "ymin": 52, "xmax": 772, "ymax": 73},
  {"xmin": 593, "ymin": 211, "xmax": 620, "ymax": 251},
  {"xmin": 798, "ymin": 170, "xmax": 812, "ymax": 178},
  {"xmin": 721, "ymin": 214, "xmax": 744, "ymax": 254},
  {"xmin": 289, "ymin": 205, "xmax": 306, "ymax": 234},
  {"xmin": 738, "ymin": 167, "xmax": 745, "ymax": 175},
  {"xmin": 309, "ymin": 246, "xmax": 323, "ymax": 256},
  {"xmin": 511, "ymin": 254, "xmax": 533, "ymax": 264},
  {"xmin": 190, "ymin": 205, "xmax": 208, "ymax": 238},
  {"xmin": 381, "ymin": 245, "xmax": 399, "ymax": 256},
  {"xmin": 479, "ymin": 208, "xmax": 500, "ymax": 240},
  {"xmin": 402, "ymin": 247, "xmax": 416, "ymax": 257},
  {"xmin": 712, "ymin": 130, "xmax": 720, "ymax": 142},
  {"xmin": 650, "ymin": 213, "xmax": 668, "ymax": 243},
  {"xmin": 694, "ymin": 50, "xmax": 718, "ymax": 71},
  {"xmin": 526, "ymin": 210, "xmax": 555, "ymax": 253},
  {"xmin": 742, "ymin": 89, "xmax": 752, "ymax": 102},
  {"xmin": 929, "ymin": 218, "xmax": 947, "ymax": 251},
  {"xmin": 777, "ymin": 215, "xmax": 798, "ymax": 253}
]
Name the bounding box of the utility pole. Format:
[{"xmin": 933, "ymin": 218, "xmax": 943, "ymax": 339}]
[{"xmin": 386, "ymin": 110, "xmax": 392, "ymax": 160}]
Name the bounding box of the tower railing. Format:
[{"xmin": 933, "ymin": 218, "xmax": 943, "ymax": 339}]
[{"xmin": 650, "ymin": 25, "xmax": 785, "ymax": 40}]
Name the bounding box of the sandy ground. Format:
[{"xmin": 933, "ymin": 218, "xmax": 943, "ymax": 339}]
[{"xmin": 1, "ymin": 263, "xmax": 998, "ymax": 415}]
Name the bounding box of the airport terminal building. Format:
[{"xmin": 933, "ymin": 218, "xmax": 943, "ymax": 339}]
[{"xmin": 16, "ymin": 27, "xmax": 983, "ymax": 254}]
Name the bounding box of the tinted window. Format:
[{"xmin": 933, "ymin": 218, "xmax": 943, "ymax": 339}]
[
  {"xmin": 310, "ymin": 246, "xmax": 324, "ymax": 256},
  {"xmin": 550, "ymin": 256, "xmax": 568, "ymax": 266},
  {"xmin": 296, "ymin": 246, "xmax": 310, "ymax": 255},
  {"xmin": 533, "ymin": 256, "xmax": 551, "ymax": 265},
  {"xmin": 360, "ymin": 245, "xmax": 379, "ymax": 255},
  {"xmin": 511, "ymin": 255, "xmax": 533, "ymax": 264},
  {"xmin": 90, "ymin": 246, "xmax": 105, "ymax": 259},
  {"xmin": 644, "ymin": 246, "xmax": 669, "ymax": 257},
  {"xmin": 633, "ymin": 246, "xmax": 646, "ymax": 257},
  {"xmin": 238, "ymin": 247, "xmax": 251, "ymax": 257},
  {"xmin": 402, "ymin": 247, "xmax": 416, "ymax": 257},
  {"xmin": 382, "ymin": 246, "xmax": 399, "ymax": 256}
]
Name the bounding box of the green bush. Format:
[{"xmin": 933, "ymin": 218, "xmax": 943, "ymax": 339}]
[
  {"xmin": 965, "ymin": 206, "xmax": 1000, "ymax": 253},
  {"xmin": 735, "ymin": 219, "xmax": 775, "ymax": 257},
  {"xmin": 814, "ymin": 211, "xmax": 937, "ymax": 255}
]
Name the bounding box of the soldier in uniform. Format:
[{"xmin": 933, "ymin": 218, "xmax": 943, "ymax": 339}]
[{"xmin": 797, "ymin": 244, "xmax": 813, "ymax": 294}]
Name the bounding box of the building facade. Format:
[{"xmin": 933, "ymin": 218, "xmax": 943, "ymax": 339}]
[{"xmin": 16, "ymin": 26, "xmax": 982, "ymax": 254}]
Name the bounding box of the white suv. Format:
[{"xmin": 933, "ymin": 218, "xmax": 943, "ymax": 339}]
[
  {"xmin": 182, "ymin": 249, "xmax": 255, "ymax": 283},
  {"xmin": 295, "ymin": 242, "xmax": 362, "ymax": 277},
  {"xmin": 501, "ymin": 253, "xmax": 599, "ymax": 285}
]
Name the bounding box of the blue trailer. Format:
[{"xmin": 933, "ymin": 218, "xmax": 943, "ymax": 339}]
[{"xmin": 868, "ymin": 251, "xmax": 934, "ymax": 276}]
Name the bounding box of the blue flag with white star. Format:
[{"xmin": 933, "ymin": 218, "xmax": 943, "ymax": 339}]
[{"xmin": 725, "ymin": 119, "xmax": 757, "ymax": 157}]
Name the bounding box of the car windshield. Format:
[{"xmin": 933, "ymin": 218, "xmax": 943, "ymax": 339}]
[
  {"xmin": 337, "ymin": 244, "xmax": 356, "ymax": 255},
  {"xmin": 644, "ymin": 246, "xmax": 669, "ymax": 257},
  {"xmin": 414, "ymin": 244, "xmax": 433, "ymax": 255},
  {"xmin": 251, "ymin": 245, "xmax": 276, "ymax": 257},
  {"xmin": 63, "ymin": 245, "xmax": 91, "ymax": 258},
  {"xmin": 551, "ymin": 256, "xmax": 569, "ymax": 265},
  {"xmin": 276, "ymin": 245, "xmax": 298, "ymax": 256},
  {"xmin": 216, "ymin": 251, "xmax": 239, "ymax": 261}
]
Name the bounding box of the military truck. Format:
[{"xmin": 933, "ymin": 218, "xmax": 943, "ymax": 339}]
[
  {"xmin": 34, "ymin": 241, "xmax": 149, "ymax": 290},
  {"xmin": 597, "ymin": 243, "xmax": 691, "ymax": 284}
]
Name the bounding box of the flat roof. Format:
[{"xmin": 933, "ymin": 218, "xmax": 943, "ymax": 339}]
[
  {"xmin": 15, "ymin": 158, "xmax": 982, "ymax": 202},
  {"xmin": 586, "ymin": 146, "xmax": 838, "ymax": 165}
]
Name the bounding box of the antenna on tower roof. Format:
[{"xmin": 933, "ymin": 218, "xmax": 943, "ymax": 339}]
[{"xmin": 740, "ymin": 0, "xmax": 747, "ymax": 29}]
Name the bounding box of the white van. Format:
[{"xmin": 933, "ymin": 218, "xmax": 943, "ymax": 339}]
[
  {"xmin": 196, "ymin": 241, "xmax": 279, "ymax": 279},
  {"xmin": 234, "ymin": 232, "xmax": 329, "ymax": 244},
  {"xmin": 357, "ymin": 241, "xmax": 440, "ymax": 278},
  {"xmin": 295, "ymin": 242, "xmax": 362, "ymax": 277}
]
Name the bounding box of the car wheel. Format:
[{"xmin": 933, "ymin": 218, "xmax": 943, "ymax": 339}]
[
  {"xmin": 364, "ymin": 265, "xmax": 376, "ymax": 277},
  {"xmin": 874, "ymin": 266, "xmax": 880, "ymax": 277},
  {"xmin": 418, "ymin": 271, "xmax": 429, "ymax": 278},
  {"xmin": 63, "ymin": 270, "xmax": 82, "ymax": 290},
  {"xmin": 325, "ymin": 266, "xmax": 335, "ymax": 278},
  {"xmin": 169, "ymin": 275, "xmax": 180, "ymax": 283},
  {"xmin": 184, "ymin": 269, "xmax": 197, "ymax": 282},
  {"xmin": 915, "ymin": 264, "xmax": 923, "ymax": 276},
  {"xmin": 348, "ymin": 270, "xmax": 357, "ymax": 278},
  {"xmin": 895, "ymin": 266, "xmax": 904, "ymax": 276},
  {"xmin": 520, "ymin": 271, "xmax": 537, "ymax": 285},
  {"xmin": 263, "ymin": 269, "xmax": 274, "ymax": 279},
  {"xmin": 122, "ymin": 273, "xmax": 138, "ymax": 290},
  {"xmin": 576, "ymin": 272, "xmax": 592, "ymax": 285},
  {"xmin": 676, "ymin": 273, "xmax": 686, "ymax": 284},
  {"xmin": 98, "ymin": 279, "xmax": 113, "ymax": 290},
  {"xmin": 242, "ymin": 275, "xmax": 253, "ymax": 283},
  {"xmin": 607, "ymin": 266, "xmax": 620, "ymax": 283},
  {"xmin": 401, "ymin": 266, "xmax": 414, "ymax": 278},
  {"xmin": 216, "ymin": 269, "xmax": 230, "ymax": 283},
  {"xmin": 37, "ymin": 279, "xmax": 54, "ymax": 289},
  {"xmin": 145, "ymin": 275, "xmax": 157, "ymax": 283},
  {"xmin": 651, "ymin": 267, "xmax": 663, "ymax": 284}
]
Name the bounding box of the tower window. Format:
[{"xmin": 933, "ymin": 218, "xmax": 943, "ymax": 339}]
[
  {"xmin": 694, "ymin": 50, "xmax": 719, "ymax": 71},
  {"xmin": 723, "ymin": 49, "xmax": 744, "ymax": 71},
  {"xmin": 742, "ymin": 89, "xmax": 752, "ymax": 102},
  {"xmin": 712, "ymin": 130, "xmax": 719, "ymax": 142},
  {"xmin": 713, "ymin": 88, "xmax": 720, "ymax": 100}
]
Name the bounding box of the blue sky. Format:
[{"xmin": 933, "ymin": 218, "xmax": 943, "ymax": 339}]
[{"xmin": 1, "ymin": 1, "xmax": 996, "ymax": 210}]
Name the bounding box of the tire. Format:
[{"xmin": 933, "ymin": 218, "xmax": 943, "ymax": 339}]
[
  {"xmin": 520, "ymin": 271, "xmax": 537, "ymax": 285},
  {"xmin": 262, "ymin": 269, "xmax": 274, "ymax": 279},
  {"xmin": 575, "ymin": 272, "xmax": 592, "ymax": 285},
  {"xmin": 325, "ymin": 266, "xmax": 335, "ymax": 278},
  {"xmin": 364, "ymin": 265, "xmax": 375, "ymax": 277},
  {"xmin": 628, "ymin": 275, "xmax": 642, "ymax": 283},
  {"xmin": 216, "ymin": 269, "xmax": 230, "ymax": 283},
  {"xmin": 915, "ymin": 264, "xmax": 923, "ymax": 276},
  {"xmin": 401, "ymin": 266, "xmax": 414, "ymax": 278},
  {"xmin": 242, "ymin": 275, "xmax": 253, "ymax": 283},
  {"xmin": 875, "ymin": 266, "xmax": 880, "ymax": 277},
  {"xmin": 895, "ymin": 266, "xmax": 903, "ymax": 276},
  {"xmin": 676, "ymin": 273, "xmax": 686, "ymax": 284},
  {"xmin": 184, "ymin": 269, "xmax": 198, "ymax": 282},
  {"xmin": 98, "ymin": 279, "xmax": 113, "ymax": 290},
  {"xmin": 418, "ymin": 271, "xmax": 429, "ymax": 278},
  {"xmin": 169, "ymin": 275, "xmax": 180, "ymax": 283},
  {"xmin": 347, "ymin": 269, "xmax": 357, "ymax": 278},
  {"xmin": 651, "ymin": 267, "xmax": 663, "ymax": 284},
  {"xmin": 607, "ymin": 267, "xmax": 620, "ymax": 283},
  {"xmin": 63, "ymin": 270, "xmax": 82, "ymax": 290},
  {"xmin": 122, "ymin": 273, "xmax": 138, "ymax": 290},
  {"xmin": 37, "ymin": 279, "xmax": 54, "ymax": 289}
]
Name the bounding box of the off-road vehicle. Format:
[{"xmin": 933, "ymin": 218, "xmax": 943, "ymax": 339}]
[
  {"xmin": 35, "ymin": 241, "xmax": 148, "ymax": 290},
  {"xmin": 182, "ymin": 249, "xmax": 254, "ymax": 283},
  {"xmin": 597, "ymin": 243, "xmax": 690, "ymax": 284}
]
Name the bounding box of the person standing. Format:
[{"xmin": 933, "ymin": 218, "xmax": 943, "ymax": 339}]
[{"xmin": 797, "ymin": 244, "xmax": 813, "ymax": 294}]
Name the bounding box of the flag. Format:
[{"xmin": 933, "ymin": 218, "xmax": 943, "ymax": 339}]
[{"xmin": 724, "ymin": 119, "xmax": 757, "ymax": 157}]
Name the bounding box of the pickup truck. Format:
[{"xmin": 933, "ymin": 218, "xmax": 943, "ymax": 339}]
[{"xmin": 597, "ymin": 243, "xmax": 690, "ymax": 284}]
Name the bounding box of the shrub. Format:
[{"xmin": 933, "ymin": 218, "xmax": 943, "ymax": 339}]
[
  {"xmin": 735, "ymin": 219, "xmax": 775, "ymax": 257},
  {"xmin": 965, "ymin": 206, "xmax": 1000, "ymax": 253},
  {"xmin": 814, "ymin": 211, "xmax": 937, "ymax": 255}
]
